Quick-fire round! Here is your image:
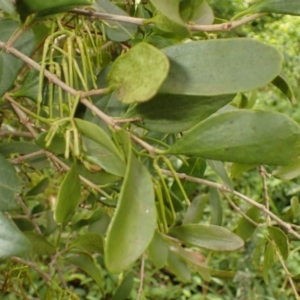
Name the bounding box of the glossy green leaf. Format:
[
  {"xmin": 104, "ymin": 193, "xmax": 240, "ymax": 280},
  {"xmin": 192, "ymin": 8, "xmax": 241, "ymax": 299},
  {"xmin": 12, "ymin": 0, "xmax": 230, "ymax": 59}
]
[
  {"xmin": 272, "ymin": 156, "xmax": 300, "ymax": 180},
  {"xmin": 24, "ymin": 232, "xmax": 56, "ymax": 256},
  {"xmin": 0, "ymin": 154, "xmax": 21, "ymax": 211},
  {"xmin": 272, "ymin": 73, "xmax": 296, "ymax": 103},
  {"xmin": 26, "ymin": 178, "xmax": 49, "ymax": 197},
  {"xmin": 148, "ymin": 231, "xmax": 169, "ymax": 269},
  {"xmin": 235, "ymin": 207, "xmax": 260, "ymax": 240},
  {"xmin": 36, "ymin": 132, "xmax": 66, "ymax": 155},
  {"xmin": 72, "ymin": 232, "xmax": 104, "ymax": 254},
  {"xmin": 105, "ymin": 149, "xmax": 156, "ymax": 273},
  {"xmin": 67, "ymin": 254, "xmax": 104, "ymax": 292},
  {"xmin": 207, "ymin": 160, "xmax": 233, "ymax": 191},
  {"xmin": 168, "ymin": 110, "xmax": 300, "ymax": 166},
  {"xmin": 94, "ymin": 0, "xmax": 137, "ymax": 42},
  {"xmin": 16, "ymin": 0, "xmax": 94, "ymax": 22},
  {"xmin": 0, "ymin": 212, "xmax": 31, "ymax": 259},
  {"xmin": 111, "ymin": 271, "xmax": 134, "ymax": 300},
  {"xmin": 160, "ymin": 39, "xmax": 282, "ymax": 96},
  {"xmin": 250, "ymin": 0, "xmax": 300, "ymax": 16},
  {"xmin": 124, "ymin": 94, "xmax": 234, "ymax": 133},
  {"xmin": 169, "ymin": 224, "xmax": 244, "ymax": 251},
  {"xmin": 268, "ymin": 226, "xmax": 289, "ymax": 260},
  {"xmin": 209, "ymin": 188, "xmax": 223, "ymax": 226},
  {"xmin": 0, "ymin": 20, "xmax": 35, "ymax": 96},
  {"xmin": 149, "ymin": 0, "xmax": 190, "ymax": 36},
  {"xmin": 183, "ymin": 194, "xmax": 208, "ymax": 224},
  {"xmin": 263, "ymin": 242, "xmax": 277, "ymax": 284},
  {"xmin": 167, "ymin": 248, "xmax": 191, "ymax": 282},
  {"xmin": 54, "ymin": 163, "xmax": 81, "ymax": 225},
  {"xmin": 108, "ymin": 42, "xmax": 169, "ymax": 104},
  {"xmin": 75, "ymin": 118, "xmax": 126, "ymax": 177}
]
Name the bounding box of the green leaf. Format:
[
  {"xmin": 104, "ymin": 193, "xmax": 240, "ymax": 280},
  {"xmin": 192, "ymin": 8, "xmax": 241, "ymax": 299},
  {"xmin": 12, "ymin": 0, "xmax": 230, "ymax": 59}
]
[
  {"xmin": 272, "ymin": 156, "xmax": 300, "ymax": 180},
  {"xmin": 111, "ymin": 271, "xmax": 134, "ymax": 300},
  {"xmin": 147, "ymin": 231, "xmax": 169, "ymax": 269},
  {"xmin": 24, "ymin": 232, "xmax": 56, "ymax": 256},
  {"xmin": 72, "ymin": 232, "xmax": 104, "ymax": 254},
  {"xmin": 67, "ymin": 254, "xmax": 104, "ymax": 292},
  {"xmin": 105, "ymin": 149, "xmax": 156, "ymax": 273},
  {"xmin": 0, "ymin": 0, "xmax": 16, "ymax": 13},
  {"xmin": 167, "ymin": 248, "xmax": 191, "ymax": 282},
  {"xmin": 16, "ymin": 0, "xmax": 94, "ymax": 22},
  {"xmin": 160, "ymin": 39, "xmax": 282, "ymax": 96},
  {"xmin": 36, "ymin": 132, "xmax": 66, "ymax": 155},
  {"xmin": 0, "ymin": 20, "xmax": 35, "ymax": 96},
  {"xmin": 0, "ymin": 141, "xmax": 42, "ymax": 158},
  {"xmin": 169, "ymin": 224, "xmax": 244, "ymax": 251},
  {"xmin": 0, "ymin": 154, "xmax": 21, "ymax": 211},
  {"xmin": 108, "ymin": 42, "xmax": 169, "ymax": 104},
  {"xmin": 124, "ymin": 94, "xmax": 234, "ymax": 133},
  {"xmin": 93, "ymin": 0, "xmax": 137, "ymax": 42},
  {"xmin": 148, "ymin": 0, "xmax": 190, "ymax": 36},
  {"xmin": 75, "ymin": 118, "xmax": 126, "ymax": 177},
  {"xmin": 268, "ymin": 226, "xmax": 289, "ymax": 260},
  {"xmin": 168, "ymin": 110, "xmax": 300, "ymax": 166},
  {"xmin": 209, "ymin": 188, "xmax": 223, "ymax": 226},
  {"xmin": 72, "ymin": 208, "xmax": 105, "ymax": 231},
  {"xmin": 183, "ymin": 194, "xmax": 209, "ymax": 224},
  {"xmin": 235, "ymin": 207, "xmax": 260, "ymax": 241},
  {"xmin": 250, "ymin": 0, "xmax": 300, "ymax": 16},
  {"xmin": 263, "ymin": 242, "xmax": 277, "ymax": 284},
  {"xmin": 54, "ymin": 163, "xmax": 81, "ymax": 225},
  {"xmin": 231, "ymin": 163, "xmax": 257, "ymax": 178},
  {"xmin": 207, "ymin": 160, "xmax": 233, "ymax": 191},
  {"xmin": 272, "ymin": 73, "xmax": 296, "ymax": 103},
  {"xmin": 0, "ymin": 212, "xmax": 31, "ymax": 259},
  {"xmin": 26, "ymin": 178, "xmax": 49, "ymax": 197}
]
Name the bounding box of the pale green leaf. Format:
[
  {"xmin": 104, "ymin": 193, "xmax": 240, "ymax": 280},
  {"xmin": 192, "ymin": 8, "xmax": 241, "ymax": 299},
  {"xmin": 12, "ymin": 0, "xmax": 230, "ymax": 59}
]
[
  {"xmin": 273, "ymin": 156, "xmax": 300, "ymax": 180},
  {"xmin": 111, "ymin": 272, "xmax": 134, "ymax": 300},
  {"xmin": 250, "ymin": 0, "xmax": 300, "ymax": 16},
  {"xmin": 24, "ymin": 232, "xmax": 55, "ymax": 256},
  {"xmin": 160, "ymin": 39, "xmax": 282, "ymax": 96},
  {"xmin": 183, "ymin": 194, "xmax": 209, "ymax": 224},
  {"xmin": 148, "ymin": 231, "xmax": 169, "ymax": 269},
  {"xmin": 209, "ymin": 188, "xmax": 223, "ymax": 226},
  {"xmin": 168, "ymin": 110, "xmax": 300, "ymax": 166},
  {"xmin": 167, "ymin": 248, "xmax": 191, "ymax": 282},
  {"xmin": 105, "ymin": 148, "xmax": 156, "ymax": 273},
  {"xmin": 169, "ymin": 224, "xmax": 244, "ymax": 251},
  {"xmin": 108, "ymin": 42, "xmax": 169, "ymax": 104},
  {"xmin": 235, "ymin": 207, "xmax": 260, "ymax": 240}
]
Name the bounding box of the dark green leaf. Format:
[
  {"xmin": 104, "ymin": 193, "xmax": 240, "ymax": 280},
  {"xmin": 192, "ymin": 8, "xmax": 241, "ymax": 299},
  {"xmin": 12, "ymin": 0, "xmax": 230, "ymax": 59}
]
[
  {"xmin": 24, "ymin": 232, "xmax": 56, "ymax": 256},
  {"xmin": 72, "ymin": 232, "xmax": 104, "ymax": 254},
  {"xmin": 272, "ymin": 73, "xmax": 296, "ymax": 103},
  {"xmin": 26, "ymin": 178, "xmax": 49, "ymax": 197},
  {"xmin": 105, "ymin": 148, "xmax": 156, "ymax": 273},
  {"xmin": 0, "ymin": 154, "xmax": 21, "ymax": 211},
  {"xmin": 36, "ymin": 132, "xmax": 66, "ymax": 155},
  {"xmin": 183, "ymin": 194, "xmax": 209, "ymax": 224},
  {"xmin": 111, "ymin": 271, "xmax": 134, "ymax": 300},
  {"xmin": 263, "ymin": 242, "xmax": 277, "ymax": 284},
  {"xmin": 160, "ymin": 39, "xmax": 282, "ymax": 96},
  {"xmin": 124, "ymin": 94, "xmax": 234, "ymax": 133},
  {"xmin": 54, "ymin": 163, "xmax": 81, "ymax": 225},
  {"xmin": 235, "ymin": 207, "xmax": 260, "ymax": 240},
  {"xmin": 209, "ymin": 188, "xmax": 223, "ymax": 226},
  {"xmin": 72, "ymin": 208, "xmax": 105, "ymax": 231},
  {"xmin": 169, "ymin": 224, "xmax": 244, "ymax": 251},
  {"xmin": 168, "ymin": 110, "xmax": 300, "ymax": 166},
  {"xmin": 0, "ymin": 212, "xmax": 31, "ymax": 259},
  {"xmin": 268, "ymin": 226, "xmax": 289, "ymax": 260},
  {"xmin": 108, "ymin": 42, "xmax": 169, "ymax": 104}
]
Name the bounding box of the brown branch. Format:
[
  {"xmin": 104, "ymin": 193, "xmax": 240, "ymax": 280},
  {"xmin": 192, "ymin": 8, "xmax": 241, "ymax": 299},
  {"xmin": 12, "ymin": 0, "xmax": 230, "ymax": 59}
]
[
  {"xmin": 160, "ymin": 169, "xmax": 300, "ymax": 240},
  {"xmin": 136, "ymin": 254, "xmax": 146, "ymax": 300},
  {"xmin": 71, "ymin": 8, "xmax": 266, "ymax": 32},
  {"xmin": 0, "ymin": 130, "xmax": 33, "ymax": 138}
]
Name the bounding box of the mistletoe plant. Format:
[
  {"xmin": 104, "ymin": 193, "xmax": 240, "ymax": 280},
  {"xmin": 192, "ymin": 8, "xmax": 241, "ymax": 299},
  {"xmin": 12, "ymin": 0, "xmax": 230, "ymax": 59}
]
[{"xmin": 1, "ymin": 0, "xmax": 300, "ymax": 299}]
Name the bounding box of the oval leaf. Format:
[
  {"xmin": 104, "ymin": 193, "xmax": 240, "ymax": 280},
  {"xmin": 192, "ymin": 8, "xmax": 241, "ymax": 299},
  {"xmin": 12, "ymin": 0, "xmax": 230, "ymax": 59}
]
[
  {"xmin": 169, "ymin": 224, "xmax": 244, "ymax": 251},
  {"xmin": 250, "ymin": 0, "xmax": 300, "ymax": 16},
  {"xmin": 168, "ymin": 110, "xmax": 300, "ymax": 166},
  {"xmin": 160, "ymin": 39, "xmax": 282, "ymax": 96},
  {"xmin": 0, "ymin": 212, "xmax": 31, "ymax": 259},
  {"xmin": 167, "ymin": 248, "xmax": 191, "ymax": 282},
  {"xmin": 107, "ymin": 42, "xmax": 169, "ymax": 104},
  {"xmin": 148, "ymin": 231, "xmax": 169, "ymax": 269},
  {"xmin": 272, "ymin": 156, "xmax": 300, "ymax": 180},
  {"xmin": 124, "ymin": 94, "xmax": 234, "ymax": 133},
  {"xmin": 105, "ymin": 150, "xmax": 156, "ymax": 273},
  {"xmin": 54, "ymin": 163, "xmax": 81, "ymax": 225},
  {"xmin": 268, "ymin": 226, "xmax": 289, "ymax": 260}
]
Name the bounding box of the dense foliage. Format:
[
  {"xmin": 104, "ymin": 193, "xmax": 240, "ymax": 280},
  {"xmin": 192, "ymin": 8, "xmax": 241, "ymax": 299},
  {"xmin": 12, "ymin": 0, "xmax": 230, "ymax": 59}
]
[{"xmin": 1, "ymin": 0, "xmax": 300, "ymax": 299}]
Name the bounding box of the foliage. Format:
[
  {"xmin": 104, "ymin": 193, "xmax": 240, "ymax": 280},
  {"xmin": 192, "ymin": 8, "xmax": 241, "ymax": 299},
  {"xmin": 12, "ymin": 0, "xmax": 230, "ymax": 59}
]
[{"xmin": 0, "ymin": 0, "xmax": 300, "ymax": 299}]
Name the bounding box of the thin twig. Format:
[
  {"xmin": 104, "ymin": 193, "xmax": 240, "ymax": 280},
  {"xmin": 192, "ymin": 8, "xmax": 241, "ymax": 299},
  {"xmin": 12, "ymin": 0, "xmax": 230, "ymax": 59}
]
[
  {"xmin": 80, "ymin": 88, "xmax": 107, "ymax": 98},
  {"xmin": 259, "ymin": 166, "xmax": 271, "ymax": 225},
  {"xmin": 16, "ymin": 195, "xmax": 42, "ymax": 235},
  {"xmin": 10, "ymin": 150, "xmax": 45, "ymax": 164},
  {"xmin": 136, "ymin": 254, "xmax": 146, "ymax": 300},
  {"xmin": 0, "ymin": 130, "xmax": 33, "ymax": 138},
  {"xmin": 71, "ymin": 8, "xmax": 266, "ymax": 32},
  {"xmin": 10, "ymin": 257, "xmax": 52, "ymax": 284},
  {"xmin": 160, "ymin": 169, "xmax": 300, "ymax": 240}
]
